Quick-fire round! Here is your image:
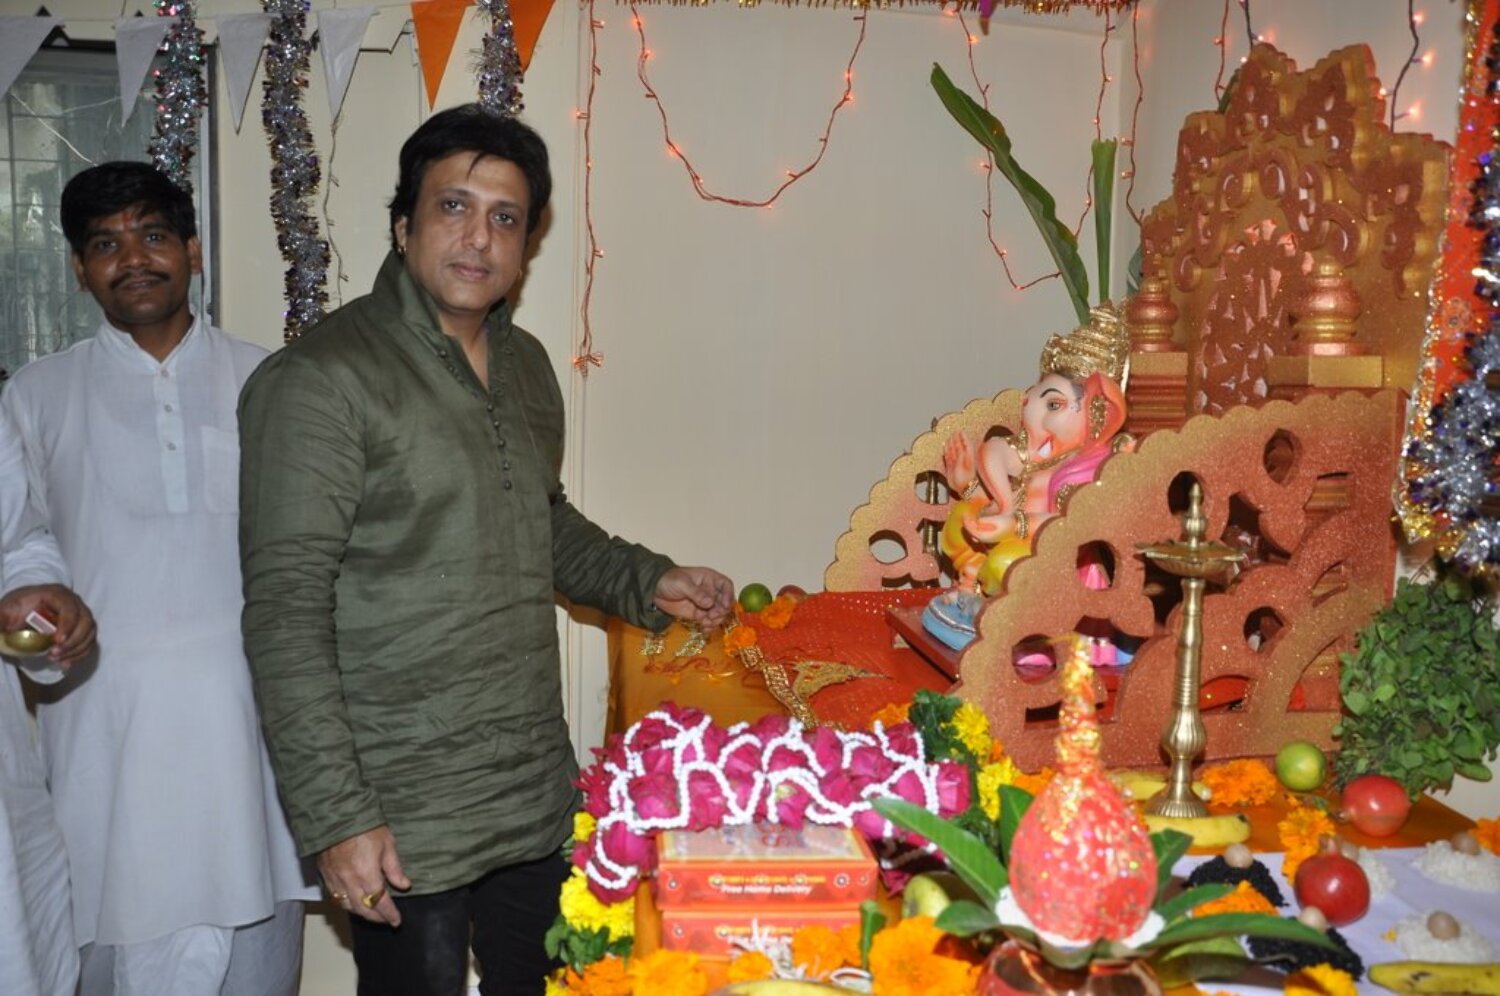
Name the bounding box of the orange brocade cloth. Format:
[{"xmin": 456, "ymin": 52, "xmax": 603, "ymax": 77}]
[{"xmin": 608, "ymin": 590, "xmax": 950, "ymax": 735}]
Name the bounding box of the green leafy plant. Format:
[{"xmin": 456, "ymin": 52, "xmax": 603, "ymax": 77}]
[
  {"xmin": 874, "ymin": 795, "xmax": 1330, "ymax": 980},
  {"xmin": 931, "ymin": 64, "xmax": 1119, "ymax": 325},
  {"xmin": 1333, "ymin": 571, "xmax": 1500, "ymax": 795}
]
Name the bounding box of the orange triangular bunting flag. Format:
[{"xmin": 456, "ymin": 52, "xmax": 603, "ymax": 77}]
[
  {"xmin": 510, "ymin": 0, "xmax": 555, "ymax": 72},
  {"xmin": 411, "ymin": 0, "xmax": 469, "ymax": 109}
]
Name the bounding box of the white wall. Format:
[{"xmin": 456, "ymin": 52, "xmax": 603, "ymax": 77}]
[{"xmin": 4, "ymin": 0, "xmax": 1492, "ymax": 991}]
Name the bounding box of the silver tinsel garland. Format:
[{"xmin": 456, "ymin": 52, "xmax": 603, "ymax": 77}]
[
  {"xmin": 261, "ymin": 0, "xmax": 330, "ymax": 340},
  {"xmin": 476, "ymin": 0, "xmax": 524, "ymax": 118},
  {"xmin": 149, "ymin": 0, "xmax": 208, "ymax": 193}
]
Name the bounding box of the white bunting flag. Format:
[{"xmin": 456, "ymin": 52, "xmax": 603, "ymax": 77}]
[
  {"xmin": 217, "ymin": 13, "xmax": 270, "ymax": 133},
  {"xmin": 114, "ymin": 16, "xmax": 173, "ymax": 125},
  {"xmin": 317, "ymin": 7, "xmax": 376, "ymax": 121},
  {"xmin": 0, "ymin": 17, "xmax": 59, "ymax": 103}
]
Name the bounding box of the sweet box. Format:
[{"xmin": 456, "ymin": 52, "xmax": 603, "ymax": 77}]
[{"xmin": 654, "ymin": 823, "xmax": 878, "ymax": 909}]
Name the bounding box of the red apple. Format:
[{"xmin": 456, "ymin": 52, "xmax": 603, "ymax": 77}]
[
  {"xmin": 776, "ymin": 584, "xmax": 808, "ymax": 602},
  {"xmin": 1294, "ymin": 838, "xmax": 1370, "ymax": 927},
  {"xmin": 1340, "ymin": 774, "xmax": 1413, "ymax": 838}
]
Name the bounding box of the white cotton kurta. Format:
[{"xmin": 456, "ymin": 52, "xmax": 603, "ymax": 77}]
[
  {"xmin": 1, "ymin": 317, "xmax": 316, "ymax": 949},
  {"xmin": 0, "ymin": 405, "xmax": 78, "ymax": 996}
]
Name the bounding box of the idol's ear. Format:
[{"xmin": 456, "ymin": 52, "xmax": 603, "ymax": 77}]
[{"xmin": 1081, "ymin": 371, "xmax": 1127, "ymax": 441}]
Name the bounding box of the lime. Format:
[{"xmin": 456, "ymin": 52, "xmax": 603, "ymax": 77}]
[
  {"xmin": 1275, "ymin": 740, "xmax": 1327, "ymax": 791},
  {"xmin": 738, "ymin": 583, "xmax": 774, "ymax": 613}
]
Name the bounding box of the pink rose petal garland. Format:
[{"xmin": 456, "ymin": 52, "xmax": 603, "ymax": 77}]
[{"xmin": 573, "ymin": 704, "xmax": 971, "ymax": 903}]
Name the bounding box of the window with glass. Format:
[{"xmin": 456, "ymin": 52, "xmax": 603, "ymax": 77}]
[{"xmin": 1, "ymin": 44, "xmax": 215, "ymax": 379}]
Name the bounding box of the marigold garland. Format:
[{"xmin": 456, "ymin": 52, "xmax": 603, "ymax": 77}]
[
  {"xmin": 1012, "ymin": 765, "xmax": 1056, "ymax": 798},
  {"xmin": 1193, "ymin": 880, "xmax": 1278, "ymax": 917},
  {"xmin": 722, "ymin": 624, "xmax": 758, "ymax": 653},
  {"xmin": 759, "ymin": 594, "xmax": 799, "ymax": 629},
  {"xmin": 1277, "ymin": 804, "xmax": 1338, "ymax": 882},
  {"xmin": 1284, "ymin": 963, "xmax": 1358, "ymax": 996},
  {"xmin": 574, "ymin": 811, "xmax": 597, "ymax": 843},
  {"xmin": 726, "ymin": 950, "xmax": 776, "ymax": 982},
  {"xmin": 626, "ymin": 949, "xmax": 710, "ymax": 996},
  {"xmin": 1200, "ymin": 759, "xmax": 1281, "ymax": 808},
  {"xmin": 867, "ymin": 915, "xmax": 980, "ymax": 996}
]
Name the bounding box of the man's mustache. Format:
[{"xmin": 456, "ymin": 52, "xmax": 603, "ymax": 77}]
[{"xmin": 111, "ymin": 269, "xmax": 171, "ymax": 290}]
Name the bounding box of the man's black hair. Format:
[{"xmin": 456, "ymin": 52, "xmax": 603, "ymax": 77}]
[
  {"xmin": 60, "ymin": 161, "xmax": 197, "ymax": 256},
  {"xmin": 389, "ymin": 104, "xmax": 551, "ymax": 243}
]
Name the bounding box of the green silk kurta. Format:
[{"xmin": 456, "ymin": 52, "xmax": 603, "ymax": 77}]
[{"xmin": 239, "ymin": 253, "xmax": 675, "ymax": 893}]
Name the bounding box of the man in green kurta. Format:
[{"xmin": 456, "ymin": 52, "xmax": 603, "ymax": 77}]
[{"xmin": 238, "ymin": 106, "xmax": 734, "ymax": 995}]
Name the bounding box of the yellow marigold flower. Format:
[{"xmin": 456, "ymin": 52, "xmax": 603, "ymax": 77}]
[
  {"xmin": 792, "ymin": 923, "xmax": 858, "ymax": 978},
  {"xmin": 545, "ymin": 970, "xmax": 570, "ymax": 996},
  {"xmin": 759, "ymin": 594, "xmax": 798, "ymax": 629},
  {"xmin": 977, "ymin": 758, "xmax": 1021, "ymax": 821},
  {"xmin": 1193, "ymin": 880, "xmax": 1278, "ymax": 917},
  {"xmin": 554, "ymin": 956, "xmax": 633, "ymax": 996},
  {"xmin": 1474, "ymin": 817, "xmax": 1500, "ymax": 856},
  {"xmin": 559, "ymin": 869, "xmax": 635, "ymax": 939},
  {"xmin": 869, "ymin": 702, "xmax": 910, "ymax": 730},
  {"xmin": 726, "ymin": 950, "xmax": 775, "ymax": 982},
  {"xmin": 949, "ymin": 702, "xmax": 992, "ymax": 759},
  {"xmin": 1201, "ymin": 759, "xmax": 1281, "ymax": 808},
  {"xmin": 868, "ymin": 915, "xmax": 979, "ymax": 996},
  {"xmin": 723, "ymin": 625, "xmax": 758, "ymax": 653},
  {"xmin": 573, "ymin": 811, "xmax": 597, "ymax": 844},
  {"xmin": 628, "ymin": 949, "xmax": 709, "ymax": 996},
  {"xmin": 1285, "ymin": 964, "xmax": 1358, "ymax": 996}
]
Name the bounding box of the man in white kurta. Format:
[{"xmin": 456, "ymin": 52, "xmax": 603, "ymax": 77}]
[
  {"xmin": 0, "ymin": 406, "xmax": 96, "ymax": 996},
  {"xmin": 1, "ymin": 161, "xmax": 315, "ymax": 996}
]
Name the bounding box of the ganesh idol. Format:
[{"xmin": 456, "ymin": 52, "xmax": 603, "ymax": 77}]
[{"xmin": 923, "ymin": 305, "xmax": 1134, "ymax": 652}]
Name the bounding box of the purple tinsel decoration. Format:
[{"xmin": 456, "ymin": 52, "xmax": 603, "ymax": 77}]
[
  {"xmin": 150, "ymin": 0, "xmax": 208, "ymax": 193},
  {"xmin": 476, "ymin": 0, "xmax": 524, "ymax": 118},
  {"xmin": 261, "ymin": 0, "xmax": 330, "ymax": 340}
]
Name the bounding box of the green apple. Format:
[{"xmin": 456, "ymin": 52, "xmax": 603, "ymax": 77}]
[
  {"xmin": 738, "ymin": 583, "xmax": 774, "ymax": 613},
  {"xmin": 1275, "ymin": 740, "xmax": 1328, "ymax": 791}
]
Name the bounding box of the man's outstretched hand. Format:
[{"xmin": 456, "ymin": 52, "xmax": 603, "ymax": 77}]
[
  {"xmin": 0, "ymin": 584, "xmax": 96, "ymax": 666},
  {"xmin": 653, "ymin": 566, "xmax": 735, "ymax": 630}
]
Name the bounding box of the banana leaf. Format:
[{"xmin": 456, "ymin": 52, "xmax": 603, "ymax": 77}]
[
  {"xmin": 874, "ymin": 797, "xmax": 1007, "ymax": 907},
  {"xmin": 1091, "ymin": 138, "xmax": 1117, "ymax": 305},
  {"xmin": 932, "ymin": 63, "xmax": 1091, "ymax": 325}
]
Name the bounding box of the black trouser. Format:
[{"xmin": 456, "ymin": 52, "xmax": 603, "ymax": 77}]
[{"xmin": 349, "ymin": 852, "xmax": 571, "ymax": 996}]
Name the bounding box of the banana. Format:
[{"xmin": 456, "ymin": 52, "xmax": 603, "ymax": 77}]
[
  {"xmin": 1110, "ymin": 770, "xmax": 1211, "ymax": 803},
  {"xmin": 1369, "ymin": 961, "xmax": 1500, "ymax": 995},
  {"xmin": 1142, "ymin": 811, "xmax": 1251, "ymax": 848},
  {"xmin": 901, "ymin": 870, "xmax": 981, "ymax": 919}
]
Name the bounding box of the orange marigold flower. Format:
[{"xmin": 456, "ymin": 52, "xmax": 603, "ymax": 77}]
[
  {"xmin": 558, "ymin": 955, "xmax": 633, "ymax": 996},
  {"xmin": 868, "ymin": 916, "xmax": 979, "ymax": 996},
  {"xmin": 792, "ymin": 923, "xmax": 858, "ymax": 978},
  {"xmin": 759, "ymin": 594, "xmax": 799, "ymax": 629},
  {"xmin": 722, "ymin": 625, "xmax": 758, "ymax": 653},
  {"xmin": 1277, "ymin": 803, "xmax": 1336, "ymax": 881},
  {"xmin": 869, "ymin": 701, "xmax": 910, "ymax": 731},
  {"xmin": 627, "ymin": 949, "xmax": 709, "ymax": 996},
  {"xmin": 1474, "ymin": 817, "xmax": 1500, "ymax": 856},
  {"xmin": 1012, "ymin": 766, "xmax": 1055, "ymax": 797},
  {"xmin": 726, "ymin": 951, "xmax": 776, "ymax": 983},
  {"xmin": 1201, "ymin": 759, "xmax": 1281, "ymax": 808},
  {"xmin": 1193, "ymin": 880, "xmax": 1278, "ymax": 917},
  {"xmin": 1284, "ymin": 963, "xmax": 1358, "ymax": 996}
]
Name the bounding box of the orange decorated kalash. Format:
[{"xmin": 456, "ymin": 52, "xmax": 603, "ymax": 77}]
[
  {"xmin": 1006, "ymin": 639, "xmax": 1157, "ymax": 943},
  {"xmin": 924, "ymin": 306, "xmax": 1134, "ymax": 655}
]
